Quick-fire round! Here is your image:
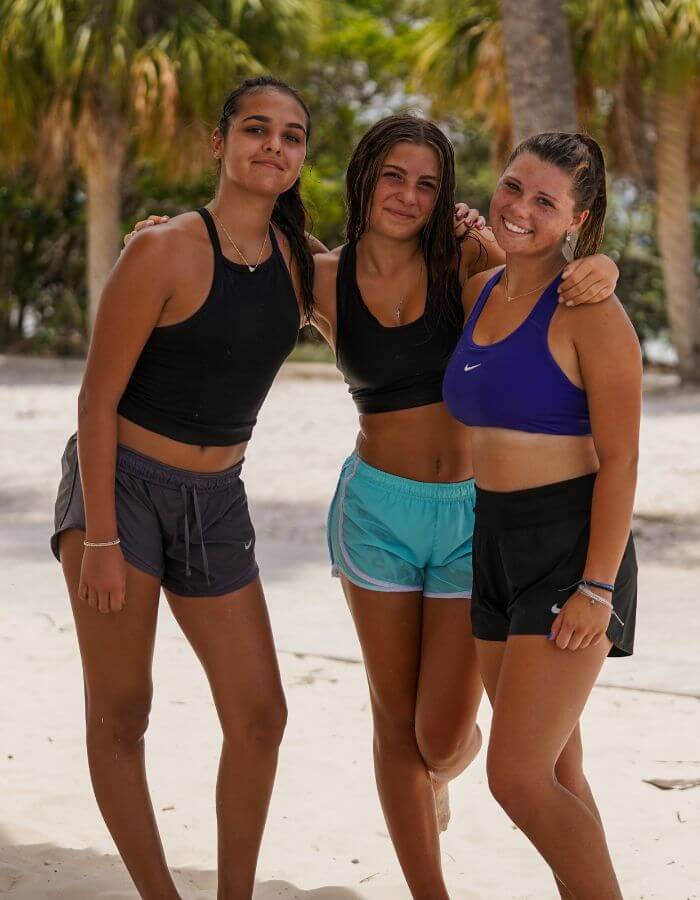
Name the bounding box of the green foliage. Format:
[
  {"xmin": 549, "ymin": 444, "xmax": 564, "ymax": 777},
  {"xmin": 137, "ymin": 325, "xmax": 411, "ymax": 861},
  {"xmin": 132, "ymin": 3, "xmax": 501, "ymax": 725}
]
[{"xmin": 0, "ymin": 0, "xmax": 685, "ymax": 356}]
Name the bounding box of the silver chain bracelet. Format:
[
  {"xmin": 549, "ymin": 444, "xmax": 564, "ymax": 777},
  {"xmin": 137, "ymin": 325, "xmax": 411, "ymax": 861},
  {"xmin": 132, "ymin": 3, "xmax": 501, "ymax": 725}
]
[{"xmin": 576, "ymin": 585, "xmax": 625, "ymax": 626}]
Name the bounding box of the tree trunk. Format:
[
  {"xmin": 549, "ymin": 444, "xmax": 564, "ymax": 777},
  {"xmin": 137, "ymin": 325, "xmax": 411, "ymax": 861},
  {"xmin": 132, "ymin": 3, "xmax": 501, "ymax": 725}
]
[
  {"xmin": 82, "ymin": 123, "xmax": 126, "ymax": 333},
  {"xmin": 501, "ymin": 0, "xmax": 579, "ymax": 142},
  {"xmin": 654, "ymin": 89, "xmax": 700, "ymax": 383}
]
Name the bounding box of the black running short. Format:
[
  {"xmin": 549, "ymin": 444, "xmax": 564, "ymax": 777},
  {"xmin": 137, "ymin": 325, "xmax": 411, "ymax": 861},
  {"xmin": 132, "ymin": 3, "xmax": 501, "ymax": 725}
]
[
  {"xmin": 51, "ymin": 433, "xmax": 259, "ymax": 597},
  {"xmin": 471, "ymin": 473, "xmax": 637, "ymax": 657}
]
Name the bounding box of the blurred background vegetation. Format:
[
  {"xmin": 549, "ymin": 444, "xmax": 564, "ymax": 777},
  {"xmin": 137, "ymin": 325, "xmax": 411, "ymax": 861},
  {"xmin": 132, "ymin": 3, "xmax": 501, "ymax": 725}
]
[{"xmin": 0, "ymin": 0, "xmax": 697, "ymax": 373}]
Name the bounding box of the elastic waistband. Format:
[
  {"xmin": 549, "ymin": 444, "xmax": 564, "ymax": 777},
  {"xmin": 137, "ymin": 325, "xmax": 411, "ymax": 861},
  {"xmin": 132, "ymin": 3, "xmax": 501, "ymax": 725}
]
[
  {"xmin": 475, "ymin": 472, "xmax": 596, "ymax": 529},
  {"xmin": 343, "ymin": 452, "xmax": 475, "ymax": 501},
  {"xmin": 116, "ymin": 444, "xmax": 243, "ymax": 491}
]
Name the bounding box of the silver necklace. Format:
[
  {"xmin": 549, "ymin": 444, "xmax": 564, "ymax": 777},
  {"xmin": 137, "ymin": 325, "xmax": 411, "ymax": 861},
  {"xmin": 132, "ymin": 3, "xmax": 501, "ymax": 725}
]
[
  {"xmin": 503, "ymin": 265, "xmax": 564, "ymax": 302},
  {"xmin": 209, "ymin": 209, "xmax": 268, "ymax": 273},
  {"xmin": 394, "ymin": 260, "xmax": 424, "ymax": 324}
]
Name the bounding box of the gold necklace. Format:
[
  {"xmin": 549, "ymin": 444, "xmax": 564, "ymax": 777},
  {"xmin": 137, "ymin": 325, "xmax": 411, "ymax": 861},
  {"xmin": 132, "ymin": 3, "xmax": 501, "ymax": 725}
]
[
  {"xmin": 503, "ymin": 265, "xmax": 564, "ymax": 302},
  {"xmin": 209, "ymin": 209, "xmax": 269, "ymax": 273}
]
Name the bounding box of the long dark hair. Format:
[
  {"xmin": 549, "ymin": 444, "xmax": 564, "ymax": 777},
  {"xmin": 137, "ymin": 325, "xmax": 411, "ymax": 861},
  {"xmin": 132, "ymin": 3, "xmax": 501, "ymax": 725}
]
[
  {"xmin": 345, "ymin": 115, "xmax": 464, "ymax": 328},
  {"xmin": 217, "ymin": 76, "xmax": 315, "ymax": 323},
  {"xmin": 505, "ymin": 132, "xmax": 607, "ymax": 259}
]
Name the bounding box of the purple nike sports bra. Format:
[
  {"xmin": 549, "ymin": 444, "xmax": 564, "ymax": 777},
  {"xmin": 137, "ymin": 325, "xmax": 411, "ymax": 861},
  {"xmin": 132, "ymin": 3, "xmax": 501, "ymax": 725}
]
[{"xmin": 442, "ymin": 268, "xmax": 591, "ymax": 436}]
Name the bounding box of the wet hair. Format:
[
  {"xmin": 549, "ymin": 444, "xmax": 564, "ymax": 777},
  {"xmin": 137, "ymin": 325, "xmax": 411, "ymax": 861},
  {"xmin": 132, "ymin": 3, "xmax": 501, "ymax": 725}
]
[
  {"xmin": 216, "ymin": 76, "xmax": 315, "ymax": 323},
  {"xmin": 505, "ymin": 132, "xmax": 607, "ymax": 259},
  {"xmin": 345, "ymin": 115, "xmax": 465, "ymax": 328}
]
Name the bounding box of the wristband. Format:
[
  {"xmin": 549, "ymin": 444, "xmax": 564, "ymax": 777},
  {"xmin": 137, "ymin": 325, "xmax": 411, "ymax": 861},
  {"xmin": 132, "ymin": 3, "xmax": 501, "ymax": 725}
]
[{"xmin": 83, "ymin": 538, "xmax": 121, "ymax": 548}]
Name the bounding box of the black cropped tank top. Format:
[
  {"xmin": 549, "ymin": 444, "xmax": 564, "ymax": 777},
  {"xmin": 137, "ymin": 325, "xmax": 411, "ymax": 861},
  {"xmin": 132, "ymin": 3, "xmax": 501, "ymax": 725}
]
[
  {"xmin": 118, "ymin": 208, "xmax": 300, "ymax": 446},
  {"xmin": 335, "ymin": 242, "xmax": 464, "ymax": 414}
]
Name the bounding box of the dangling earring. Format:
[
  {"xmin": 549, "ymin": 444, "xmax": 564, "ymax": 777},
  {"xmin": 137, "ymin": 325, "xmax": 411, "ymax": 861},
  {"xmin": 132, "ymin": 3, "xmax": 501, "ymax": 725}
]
[{"xmin": 564, "ymin": 230, "xmax": 575, "ymax": 262}]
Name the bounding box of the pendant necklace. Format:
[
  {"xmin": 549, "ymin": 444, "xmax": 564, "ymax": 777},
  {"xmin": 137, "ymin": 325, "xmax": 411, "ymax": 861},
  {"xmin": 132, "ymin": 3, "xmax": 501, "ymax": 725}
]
[
  {"xmin": 394, "ymin": 260, "xmax": 424, "ymax": 324},
  {"xmin": 210, "ymin": 209, "xmax": 268, "ymax": 273}
]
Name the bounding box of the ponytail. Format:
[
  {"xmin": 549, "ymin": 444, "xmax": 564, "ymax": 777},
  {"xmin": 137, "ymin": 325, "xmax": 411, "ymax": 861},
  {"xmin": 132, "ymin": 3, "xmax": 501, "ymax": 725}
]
[
  {"xmin": 573, "ymin": 136, "xmax": 607, "ymax": 258},
  {"xmin": 272, "ymin": 182, "xmax": 315, "ymax": 324}
]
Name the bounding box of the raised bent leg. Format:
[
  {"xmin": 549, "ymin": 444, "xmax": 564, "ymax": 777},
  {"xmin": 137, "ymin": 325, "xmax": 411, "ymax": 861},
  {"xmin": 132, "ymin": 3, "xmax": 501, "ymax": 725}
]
[
  {"xmin": 165, "ymin": 577, "xmax": 286, "ymax": 900},
  {"xmin": 415, "ymin": 598, "xmax": 483, "ymax": 830},
  {"xmin": 61, "ymin": 528, "xmax": 180, "ymax": 900},
  {"xmin": 342, "ymin": 576, "xmax": 449, "ymax": 900},
  {"xmin": 478, "ymin": 635, "xmax": 622, "ymax": 900}
]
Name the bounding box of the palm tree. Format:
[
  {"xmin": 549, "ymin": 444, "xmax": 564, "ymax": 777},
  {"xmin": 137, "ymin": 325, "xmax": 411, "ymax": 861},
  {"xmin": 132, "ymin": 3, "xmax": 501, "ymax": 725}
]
[
  {"xmin": 413, "ymin": 0, "xmax": 513, "ymax": 165},
  {"xmin": 0, "ymin": 0, "xmax": 312, "ymax": 329},
  {"xmin": 416, "ymin": 0, "xmax": 577, "ymax": 144},
  {"xmin": 501, "ymin": 0, "xmax": 578, "ymax": 140},
  {"xmin": 576, "ymin": 0, "xmax": 700, "ymax": 382}
]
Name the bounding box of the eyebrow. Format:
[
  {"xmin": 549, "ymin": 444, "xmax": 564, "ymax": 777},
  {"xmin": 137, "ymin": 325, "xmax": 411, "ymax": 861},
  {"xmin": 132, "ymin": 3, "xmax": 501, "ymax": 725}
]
[
  {"xmin": 504, "ymin": 175, "xmax": 559, "ymax": 203},
  {"xmin": 383, "ymin": 163, "xmax": 439, "ymax": 182},
  {"xmin": 241, "ymin": 114, "xmax": 307, "ymax": 135}
]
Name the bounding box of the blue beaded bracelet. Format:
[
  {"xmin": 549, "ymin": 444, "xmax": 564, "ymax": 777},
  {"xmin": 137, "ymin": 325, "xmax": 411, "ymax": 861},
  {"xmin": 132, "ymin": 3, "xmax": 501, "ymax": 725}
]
[{"xmin": 559, "ymin": 577, "xmax": 615, "ymax": 594}]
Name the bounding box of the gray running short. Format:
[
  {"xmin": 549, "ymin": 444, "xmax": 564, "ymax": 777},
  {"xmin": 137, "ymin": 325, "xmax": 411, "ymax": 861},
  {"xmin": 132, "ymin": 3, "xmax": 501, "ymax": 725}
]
[{"xmin": 51, "ymin": 433, "xmax": 259, "ymax": 597}]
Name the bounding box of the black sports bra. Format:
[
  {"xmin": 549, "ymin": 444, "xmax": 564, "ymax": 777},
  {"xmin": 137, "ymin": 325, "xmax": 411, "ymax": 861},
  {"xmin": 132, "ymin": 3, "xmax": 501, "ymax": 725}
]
[
  {"xmin": 334, "ymin": 242, "xmax": 463, "ymax": 415},
  {"xmin": 118, "ymin": 208, "xmax": 300, "ymax": 445}
]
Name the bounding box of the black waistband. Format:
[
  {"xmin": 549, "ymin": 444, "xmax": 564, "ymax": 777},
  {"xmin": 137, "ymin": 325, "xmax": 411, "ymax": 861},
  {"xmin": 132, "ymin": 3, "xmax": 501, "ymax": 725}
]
[{"xmin": 475, "ymin": 473, "xmax": 596, "ymax": 530}]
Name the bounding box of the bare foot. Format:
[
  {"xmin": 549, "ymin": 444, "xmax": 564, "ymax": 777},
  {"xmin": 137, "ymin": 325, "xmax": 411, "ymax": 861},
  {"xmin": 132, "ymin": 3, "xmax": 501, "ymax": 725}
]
[
  {"xmin": 430, "ymin": 772, "xmax": 451, "ymax": 833},
  {"xmin": 430, "ymin": 725, "xmax": 483, "ymax": 833}
]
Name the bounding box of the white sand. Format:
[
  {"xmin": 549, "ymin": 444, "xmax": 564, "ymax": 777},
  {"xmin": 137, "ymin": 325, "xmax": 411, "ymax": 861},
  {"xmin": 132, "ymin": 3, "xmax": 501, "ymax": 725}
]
[{"xmin": 0, "ymin": 356, "xmax": 698, "ymax": 899}]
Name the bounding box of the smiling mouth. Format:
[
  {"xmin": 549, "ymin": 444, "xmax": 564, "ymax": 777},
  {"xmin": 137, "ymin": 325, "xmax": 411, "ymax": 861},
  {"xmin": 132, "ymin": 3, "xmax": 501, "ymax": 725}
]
[
  {"xmin": 386, "ymin": 208, "xmax": 416, "ymax": 220},
  {"xmin": 502, "ymin": 216, "xmax": 532, "ymax": 235}
]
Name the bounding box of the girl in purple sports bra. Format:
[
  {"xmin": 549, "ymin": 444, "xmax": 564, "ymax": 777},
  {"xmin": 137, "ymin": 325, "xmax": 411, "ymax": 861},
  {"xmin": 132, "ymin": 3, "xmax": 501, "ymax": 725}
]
[{"xmin": 444, "ymin": 133, "xmax": 640, "ymax": 898}]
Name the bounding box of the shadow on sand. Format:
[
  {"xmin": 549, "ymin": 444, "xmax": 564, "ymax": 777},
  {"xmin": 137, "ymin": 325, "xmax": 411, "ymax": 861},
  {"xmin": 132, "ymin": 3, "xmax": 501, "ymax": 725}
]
[{"xmin": 0, "ymin": 839, "xmax": 364, "ymax": 899}]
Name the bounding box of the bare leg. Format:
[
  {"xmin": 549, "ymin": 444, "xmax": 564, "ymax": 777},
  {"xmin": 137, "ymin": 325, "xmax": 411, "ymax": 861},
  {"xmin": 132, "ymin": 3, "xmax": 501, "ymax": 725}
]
[
  {"xmin": 166, "ymin": 578, "xmax": 286, "ymax": 900},
  {"xmin": 61, "ymin": 529, "xmax": 181, "ymax": 900},
  {"xmin": 342, "ymin": 577, "xmax": 448, "ymax": 900},
  {"xmin": 415, "ymin": 598, "xmax": 483, "ymax": 831},
  {"xmin": 477, "ymin": 635, "xmax": 622, "ymax": 900}
]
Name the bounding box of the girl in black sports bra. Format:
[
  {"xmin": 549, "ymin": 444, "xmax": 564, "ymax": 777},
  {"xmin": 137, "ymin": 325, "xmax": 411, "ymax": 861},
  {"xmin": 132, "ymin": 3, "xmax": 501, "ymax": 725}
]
[{"xmin": 50, "ymin": 77, "xmax": 317, "ymax": 900}]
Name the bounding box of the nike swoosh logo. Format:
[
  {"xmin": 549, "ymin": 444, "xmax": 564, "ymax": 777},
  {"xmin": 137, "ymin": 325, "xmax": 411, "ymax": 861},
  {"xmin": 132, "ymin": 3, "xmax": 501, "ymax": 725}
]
[
  {"xmin": 464, "ymin": 363, "xmax": 481, "ymax": 373},
  {"xmin": 551, "ymin": 603, "xmax": 563, "ymax": 614},
  {"xmin": 244, "ymin": 539, "xmax": 253, "ymax": 550}
]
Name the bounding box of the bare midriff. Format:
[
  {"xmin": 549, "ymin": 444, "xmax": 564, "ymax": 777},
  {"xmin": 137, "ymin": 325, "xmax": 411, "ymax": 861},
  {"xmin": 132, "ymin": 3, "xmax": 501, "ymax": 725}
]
[
  {"xmin": 471, "ymin": 427, "xmax": 599, "ymax": 492},
  {"xmin": 117, "ymin": 416, "xmax": 247, "ymax": 473},
  {"xmin": 356, "ymin": 402, "xmax": 473, "ymax": 483}
]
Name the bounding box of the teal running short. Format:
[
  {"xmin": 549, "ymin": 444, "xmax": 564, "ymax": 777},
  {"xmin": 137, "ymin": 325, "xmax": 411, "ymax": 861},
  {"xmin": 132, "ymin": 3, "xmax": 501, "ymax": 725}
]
[{"xmin": 327, "ymin": 453, "xmax": 475, "ymax": 598}]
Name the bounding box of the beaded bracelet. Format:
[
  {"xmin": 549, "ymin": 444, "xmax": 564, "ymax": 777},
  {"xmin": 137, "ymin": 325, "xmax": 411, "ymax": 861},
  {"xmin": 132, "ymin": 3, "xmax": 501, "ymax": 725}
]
[
  {"xmin": 83, "ymin": 537, "xmax": 121, "ymax": 548},
  {"xmin": 559, "ymin": 577, "xmax": 615, "ymax": 595},
  {"xmin": 582, "ymin": 577, "xmax": 615, "ymax": 593}
]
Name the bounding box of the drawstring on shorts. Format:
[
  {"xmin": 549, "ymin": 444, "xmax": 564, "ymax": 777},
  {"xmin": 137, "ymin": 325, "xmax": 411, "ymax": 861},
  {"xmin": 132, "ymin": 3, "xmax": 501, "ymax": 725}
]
[{"xmin": 180, "ymin": 483, "xmax": 211, "ymax": 585}]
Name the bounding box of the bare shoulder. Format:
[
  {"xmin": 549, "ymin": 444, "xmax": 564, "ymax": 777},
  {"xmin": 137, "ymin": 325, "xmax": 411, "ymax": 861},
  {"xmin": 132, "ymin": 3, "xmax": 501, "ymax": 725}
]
[
  {"xmin": 122, "ymin": 211, "xmax": 208, "ymax": 263},
  {"xmin": 461, "ymin": 264, "xmax": 502, "ymax": 316},
  {"xmin": 312, "ymin": 247, "xmax": 342, "ymax": 323},
  {"xmin": 565, "ymin": 293, "xmax": 640, "ymax": 350},
  {"xmin": 314, "ymin": 246, "xmax": 342, "ymax": 283}
]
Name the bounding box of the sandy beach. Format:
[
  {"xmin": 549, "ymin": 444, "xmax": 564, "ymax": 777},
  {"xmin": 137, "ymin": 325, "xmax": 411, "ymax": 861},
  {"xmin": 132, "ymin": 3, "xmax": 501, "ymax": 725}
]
[{"xmin": 1, "ymin": 355, "xmax": 698, "ymax": 899}]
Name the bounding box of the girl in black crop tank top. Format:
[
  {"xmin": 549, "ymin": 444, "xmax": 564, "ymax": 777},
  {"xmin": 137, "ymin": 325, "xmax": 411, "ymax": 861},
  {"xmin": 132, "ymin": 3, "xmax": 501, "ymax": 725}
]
[{"xmin": 52, "ymin": 78, "xmax": 317, "ymax": 899}]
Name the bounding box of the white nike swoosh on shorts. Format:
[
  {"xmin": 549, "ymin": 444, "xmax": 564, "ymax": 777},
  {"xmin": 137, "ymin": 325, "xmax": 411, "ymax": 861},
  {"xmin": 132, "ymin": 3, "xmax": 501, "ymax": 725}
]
[
  {"xmin": 551, "ymin": 603, "xmax": 563, "ymax": 614},
  {"xmin": 244, "ymin": 539, "xmax": 253, "ymax": 550},
  {"xmin": 464, "ymin": 363, "xmax": 481, "ymax": 372}
]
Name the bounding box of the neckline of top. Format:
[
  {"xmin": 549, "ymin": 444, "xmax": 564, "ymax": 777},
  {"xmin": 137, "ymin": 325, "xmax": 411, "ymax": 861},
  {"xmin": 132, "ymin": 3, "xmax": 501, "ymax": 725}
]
[{"xmin": 345, "ymin": 242, "xmax": 428, "ymax": 331}]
